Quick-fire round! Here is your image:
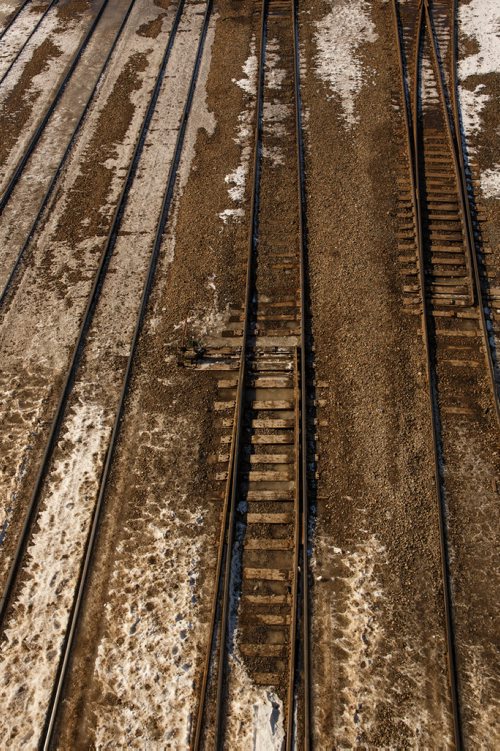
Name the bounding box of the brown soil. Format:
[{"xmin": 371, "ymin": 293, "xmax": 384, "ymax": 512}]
[
  {"xmin": 137, "ymin": 14, "xmax": 166, "ymax": 38},
  {"xmin": 301, "ymin": 0, "xmax": 453, "ymax": 746},
  {"xmin": 30, "ymin": 2, "xmax": 51, "ymax": 14},
  {"xmin": 55, "ymin": 0, "xmax": 91, "ymax": 22},
  {"xmin": 51, "ymin": 52, "xmax": 148, "ymax": 249},
  {"xmin": 0, "ymin": 0, "xmax": 497, "ymax": 746},
  {"xmin": 0, "ymin": 38, "xmax": 62, "ymax": 165}
]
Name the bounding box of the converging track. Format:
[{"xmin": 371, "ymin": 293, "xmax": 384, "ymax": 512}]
[
  {"xmin": 187, "ymin": 0, "xmax": 313, "ymax": 746},
  {"xmin": 393, "ymin": 0, "xmax": 500, "ymax": 747}
]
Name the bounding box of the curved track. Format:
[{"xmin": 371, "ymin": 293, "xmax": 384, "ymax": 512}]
[{"xmin": 190, "ymin": 0, "xmax": 312, "ymax": 746}]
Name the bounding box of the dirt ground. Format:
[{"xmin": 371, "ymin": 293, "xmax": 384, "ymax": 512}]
[{"xmin": 0, "ymin": 0, "xmax": 498, "ymax": 747}]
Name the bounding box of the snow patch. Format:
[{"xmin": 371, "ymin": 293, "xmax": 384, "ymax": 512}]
[
  {"xmin": 225, "ymin": 651, "xmax": 285, "ymax": 750},
  {"xmin": 458, "ymin": 0, "xmax": 500, "ymax": 141},
  {"xmin": 92, "ymin": 416, "xmax": 206, "ymax": 747},
  {"xmin": 262, "ymin": 39, "xmax": 289, "ymax": 166},
  {"xmin": 234, "ymin": 45, "xmax": 258, "ymax": 96},
  {"xmin": 458, "ymin": 0, "xmax": 500, "ymax": 80},
  {"xmin": 481, "ymin": 165, "xmax": 500, "ymax": 199},
  {"xmin": 160, "ymin": 5, "xmax": 217, "ymax": 265},
  {"xmin": 314, "ymin": 0, "xmax": 377, "ymax": 126},
  {"xmin": 219, "ymin": 38, "xmax": 257, "ymax": 224},
  {"xmin": 0, "ymin": 402, "xmax": 107, "ymax": 746},
  {"xmin": 459, "ymin": 83, "xmax": 490, "ymax": 139}
]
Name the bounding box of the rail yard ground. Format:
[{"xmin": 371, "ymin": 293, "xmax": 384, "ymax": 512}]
[{"xmin": 0, "ymin": 0, "xmax": 498, "ymax": 748}]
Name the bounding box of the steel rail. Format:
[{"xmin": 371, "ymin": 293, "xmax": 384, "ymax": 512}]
[
  {"xmin": 0, "ymin": 0, "xmax": 58, "ymax": 88},
  {"xmin": 212, "ymin": 0, "xmax": 268, "ymax": 744},
  {"xmin": 422, "ymin": 0, "xmax": 475, "ymax": 304},
  {"xmin": 0, "ymin": 0, "xmax": 138, "ymax": 309},
  {"xmin": 40, "ymin": 1, "xmax": 213, "ymax": 746},
  {"xmin": 292, "ymin": 0, "xmax": 311, "ymax": 744},
  {"xmin": 412, "ymin": 5, "xmax": 463, "ymax": 748},
  {"xmin": 191, "ymin": 382, "xmax": 239, "ymax": 750},
  {"xmin": 0, "ymin": 0, "xmax": 30, "ymax": 42},
  {"xmin": 422, "ymin": 0, "xmax": 498, "ymax": 424},
  {"xmin": 198, "ymin": 0, "xmax": 310, "ymax": 744},
  {"xmin": 286, "ymin": 346, "xmax": 300, "ymax": 749},
  {"xmin": 0, "ymin": 0, "xmax": 110, "ymax": 214},
  {"xmin": 0, "ymin": 0, "xmax": 187, "ymax": 630},
  {"xmin": 392, "ymin": 1, "xmax": 462, "ymax": 747}
]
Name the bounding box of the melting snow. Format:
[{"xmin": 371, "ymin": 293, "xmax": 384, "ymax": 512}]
[
  {"xmin": 458, "ymin": 0, "xmax": 500, "ymax": 195},
  {"xmin": 314, "ymin": 0, "xmax": 377, "ymax": 126},
  {"xmin": 458, "ymin": 0, "xmax": 500, "ymax": 140},
  {"xmin": 458, "ymin": 0, "xmax": 500, "ymax": 80},
  {"xmin": 481, "ymin": 166, "xmax": 500, "ymax": 199},
  {"xmin": 459, "ymin": 83, "xmax": 490, "ymax": 138}
]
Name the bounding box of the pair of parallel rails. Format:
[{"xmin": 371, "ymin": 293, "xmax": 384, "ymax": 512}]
[
  {"xmin": 393, "ymin": 1, "xmax": 499, "ymax": 748},
  {"xmin": 188, "ymin": 0, "xmax": 312, "ymax": 747}
]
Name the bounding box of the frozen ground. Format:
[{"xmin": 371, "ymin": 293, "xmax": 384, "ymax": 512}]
[
  {"xmin": 312, "ymin": 524, "xmax": 452, "ymax": 748},
  {"xmin": 219, "ymin": 37, "xmax": 256, "ymax": 224}
]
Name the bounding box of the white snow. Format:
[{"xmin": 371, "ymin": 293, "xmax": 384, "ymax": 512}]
[
  {"xmin": 0, "ymin": 402, "xmax": 107, "ymax": 746},
  {"xmin": 262, "ymin": 39, "xmax": 289, "ymax": 167},
  {"xmin": 219, "ymin": 39, "xmax": 257, "ymax": 224},
  {"xmin": 266, "ymin": 38, "xmax": 286, "ymax": 90},
  {"xmin": 458, "ymin": 1, "xmax": 500, "ymax": 194},
  {"xmin": 459, "ymin": 83, "xmax": 490, "ymax": 138},
  {"xmin": 234, "ymin": 48, "xmax": 258, "ymax": 96},
  {"xmin": 458, "ymin": 0, "xmax": 500, "ymax": 140},
  {"xmin": 481, "ymin": 165, "xmax": 500, "ymax": 199},
  {"xmin": 458, "ymin": 0, "xmax": 500, "ymax": 80},
  {"xmin": 225, "ymin": 652, "xmax": 285, "ymax": 750},
  {"xmin": 314, "ymin": 0, "xmax": 377, "ymax": 126},
  {"xmin": 219, "ymin": 207, "xmax": 245, "ymax": 224},
  {"xmin": 92, "ymin": 420, "xmax": 206, "ymax": 748},
  {"xmin": 312, "ymin": 528, "xmax": 451, "ymax": 747},
  {"xmin": 225, "ymin": 163, "xmax": 247, "ymax": 202}
]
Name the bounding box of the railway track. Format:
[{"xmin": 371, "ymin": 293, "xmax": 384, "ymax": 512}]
[
  {"xmin": 392, "ymin": 0, "xmax": 500, "ymax": 746},
  {"xmin": 0, "ymin": 0, "xmax": 58, "ymax": 87},
  {"xmin": 0, "ymin": 0, "xmax": 110, "ymax": 212},
  {"xmin": 187, "ymin": 0, "xmax": 312, "ymax": 746},
  {"xmin": 0, "ymin": 0, "xmax": 137, "ymax": 307},
  {"xmin": 0, "ymin": 0, "xmax": 30, "ymax": 41},
  {"xmin": 0, "ymin": 0, "xmax": 213, "ymax": 744}
]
